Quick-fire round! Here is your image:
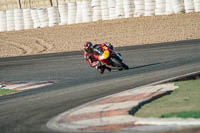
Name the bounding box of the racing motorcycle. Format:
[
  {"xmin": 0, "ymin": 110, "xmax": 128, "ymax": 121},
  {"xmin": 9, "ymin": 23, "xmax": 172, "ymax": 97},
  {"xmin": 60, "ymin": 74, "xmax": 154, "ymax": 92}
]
[{"xmin": 93, "ymin": 45, "xmax": 129, "ymax": 73}]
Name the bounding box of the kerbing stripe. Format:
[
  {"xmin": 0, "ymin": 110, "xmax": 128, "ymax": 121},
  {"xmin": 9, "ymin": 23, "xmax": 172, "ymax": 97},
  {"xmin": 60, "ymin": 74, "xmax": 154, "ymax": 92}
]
[
  {"xmin": 83, "ymin": 122, "xmax": 145, "ymax": 131},
  {"xmin": 59, "ymin": 108, "xmax": 130, "ymax": 122},
  {"xmin": 14, "ymin": 82, "xmax": 53, "ymax": 90},
  {"xmin": 4, "ymin": 83, "xmax": 32, "ymax": 90},
  {"xmin": 92, "ymin": 93, "xmax": 160, "ymax": 105},
  {"xmin": 2, "ymin": 81, "xmax": 54, "ymax": 90},
  {"xmin": 70, "ymin": 101, "xmax": 139, "ymax": 115},
  {"xmin": 112, "ymin": 84, "xmax": 177, "ymax": 97},
  {"xmin": 3, "ymin": 81, "xmax": 25, "ymax": 86},
  {"xmin": 46, "ymin": 83, "xmax": 180, "ymax": 132},
  {"xmin": 70, "ymin": 115, "xmax": 138, "ymax": 126}
]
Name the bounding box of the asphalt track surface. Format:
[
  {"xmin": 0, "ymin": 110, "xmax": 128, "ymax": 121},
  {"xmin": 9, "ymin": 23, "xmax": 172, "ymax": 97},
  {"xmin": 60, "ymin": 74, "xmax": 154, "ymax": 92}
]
[{"xmin": 1, "ymin": 40, "xmax": 200, "ymax": 133}]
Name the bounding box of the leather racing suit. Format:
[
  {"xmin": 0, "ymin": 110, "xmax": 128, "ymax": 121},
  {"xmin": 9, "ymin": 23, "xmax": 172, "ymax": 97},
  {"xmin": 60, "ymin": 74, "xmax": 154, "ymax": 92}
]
[{"xmin": 84, "ymin": 44, "xmax": 111, "ymax": 73}]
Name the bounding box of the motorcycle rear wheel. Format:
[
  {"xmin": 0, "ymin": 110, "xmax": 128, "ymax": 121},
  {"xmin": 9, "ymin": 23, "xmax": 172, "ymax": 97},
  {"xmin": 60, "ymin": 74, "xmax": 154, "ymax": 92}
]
[{"xmin": 111, "ymin": 56, "xmax": 129, "ymax": 70}]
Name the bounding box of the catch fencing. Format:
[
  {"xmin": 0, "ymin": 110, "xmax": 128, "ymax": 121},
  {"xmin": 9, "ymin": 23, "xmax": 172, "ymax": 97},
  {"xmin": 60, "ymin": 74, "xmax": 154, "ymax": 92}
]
[{"xmin": 0, "ymin": 0, "xmax": 200, "ymax": 32}]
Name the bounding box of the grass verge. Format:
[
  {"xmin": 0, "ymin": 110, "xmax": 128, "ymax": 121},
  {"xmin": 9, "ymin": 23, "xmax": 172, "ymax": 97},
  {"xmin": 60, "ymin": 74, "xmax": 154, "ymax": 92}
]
[
  {"xmin": 161, "ymin": 111, "xmax": 200, "ymax": 118},
  {"xmin": 134, "ymin": 79, "xmax": 200, "ymax": 118},
  {"xmin": 0, "ymin": 89, "xmax": 17, "ymax": 96}
]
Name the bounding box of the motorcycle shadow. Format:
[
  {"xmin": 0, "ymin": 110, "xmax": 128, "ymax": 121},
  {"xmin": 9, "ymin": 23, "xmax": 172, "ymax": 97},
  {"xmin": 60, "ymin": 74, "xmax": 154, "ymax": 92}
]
[
  {"xmin": 103, "ymin": 61, "xmax": 171, "ymax": 73},
  {"xmin": 129, "ymin": 61, "xmax": 171, "ymax": 70}
]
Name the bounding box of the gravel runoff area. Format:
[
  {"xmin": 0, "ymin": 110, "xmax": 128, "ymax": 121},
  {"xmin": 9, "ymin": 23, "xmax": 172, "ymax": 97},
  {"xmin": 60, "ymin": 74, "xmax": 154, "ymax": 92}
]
[{"xmin": 0, "ymin": 13, "xmax": 200, "ymax": 58}]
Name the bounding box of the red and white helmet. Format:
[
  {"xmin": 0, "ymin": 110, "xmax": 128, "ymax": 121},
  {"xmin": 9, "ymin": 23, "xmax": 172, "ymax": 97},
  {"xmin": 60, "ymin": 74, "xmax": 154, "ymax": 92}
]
[
  {"xmin": 104, "ymin": 42, "xmax": 111, "ymax": 46},
  {"xmin": 104, "ymin": 42, "xmax": 113, "ymax": 50},
  {"xmin": 84, "ymin": 42, "xmax": 93, "ymax": 53}
]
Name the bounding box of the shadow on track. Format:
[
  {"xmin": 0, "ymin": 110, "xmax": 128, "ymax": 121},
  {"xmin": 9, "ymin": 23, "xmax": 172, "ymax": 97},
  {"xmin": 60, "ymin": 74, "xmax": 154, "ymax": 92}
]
[{"xmin": 129, "ymin": 61, "xmax": 172, "ymax": 70}]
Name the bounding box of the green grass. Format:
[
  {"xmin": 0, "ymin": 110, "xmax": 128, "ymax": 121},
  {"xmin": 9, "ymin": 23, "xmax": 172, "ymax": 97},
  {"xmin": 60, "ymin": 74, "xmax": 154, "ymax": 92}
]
[
  {"xmin": 134, "ymin": 79, "xmax": 200, "ymax": 118},
  {"xmin": 161, "ymin": 111, "xmax": 200, "ymax": 118},
  {"xmin": 0, "ymin": 89, "xmax": 17, "ymax": 96}
]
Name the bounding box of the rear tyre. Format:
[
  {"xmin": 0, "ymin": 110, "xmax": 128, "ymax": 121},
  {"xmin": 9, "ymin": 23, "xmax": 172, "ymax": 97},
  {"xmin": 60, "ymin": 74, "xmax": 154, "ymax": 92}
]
[
  {"xmin": 122, "ymin": 63, "xmax": 129, "ymax": 70},
  {"xmin": 111, "ymin": 56, "xmax": 129, "ymax": 70}
]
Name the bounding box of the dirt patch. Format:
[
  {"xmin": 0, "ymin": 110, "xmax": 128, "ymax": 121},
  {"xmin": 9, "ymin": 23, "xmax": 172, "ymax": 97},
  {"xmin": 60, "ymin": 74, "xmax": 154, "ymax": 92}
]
[{"xmin": 0, "ymin": 13, "xmax": 200, "ymax": 58}]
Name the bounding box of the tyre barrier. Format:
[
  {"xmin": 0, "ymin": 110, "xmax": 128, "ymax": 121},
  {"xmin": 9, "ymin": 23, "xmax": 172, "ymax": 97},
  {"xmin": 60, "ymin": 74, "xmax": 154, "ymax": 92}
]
[
  {"xmin": 171, "ymin": 0, "xmax": 184, "ymax": 14},
  {"xmin": 123, "ymin": 0, "xmax": 134, "ymax": 18},
  {"xmin": 37, "ymin": 8, "xmax": 49, "ymax": 28},
  {"xmin": 14, "ymin": 9, "xmax": 24, "ymax": 31},
  {"xmin": 0, "ymin": 0, "xmax": 200, "ymax": 32},
  {"xmin": 82, "ymin": 1, "xmax": 92, "ymax": 23},
  {"xmin": 194, "ymin": 0, "xmax": 200, "ymax": 12},
  {"xmin": 134, "ymin": 0, "xmax": 145, "ymax": 17},
  {"xmin": 68, "ymin": 2, "xmax": 76, "ymax": 24},
  {"xmin": 108, "ymin": 0, "xmax": 116, "ymax": 19},
  {"xmin": 115, "ymin": 0, "xmax": 124, "ymax": 18},
  {"xmin": 165, "ymin": 0, "xmax": 174, "ymax": 15},
  {"xmin": 92, "ymin": 0, "xmax": 101, "ymax": 21},
  {"xmin": 101, "ymin": 0, "xmax": 109, "ymax": 20},
  {"xmin": 58, "ymin": 4, "xmax": 68, "ymax": 25},
  {"xmin": 6, "ymin": 10, "xmax": 15, "ymax": 31},
  {"xmin": 0, "ymin": 11, "xmax": 7, "ymax": 32},
  {"xmin": 48, "ymin": 7, "xmax": 59, "ymax": 27},
  {"xmin": 184, "ymin": 0, "xmax": 195, "ymax": 13},
  {"xmin": 31, "ymin": 9, "xmax": 40, "ymax": 28},
  {"xmin": 76, "ymin": 1, "xmax": 83, "ymax": 23},
  {"xmin": 23, "ymin": 9, "xmax": 33, "ymax": 30},
  {"xmin": 155, "ymin": 0, "xmax": 166, "ymax": 15},
  {"xmin": 144, "ymin": 0, "xmax": 156, "ymax": 16}
]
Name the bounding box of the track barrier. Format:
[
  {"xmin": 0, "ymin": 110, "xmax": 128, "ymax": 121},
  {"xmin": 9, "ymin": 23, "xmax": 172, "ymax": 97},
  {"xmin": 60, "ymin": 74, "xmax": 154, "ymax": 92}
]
[{"xmin": 0, "ymin": 0, "xmax": 199, "ymax": 32}]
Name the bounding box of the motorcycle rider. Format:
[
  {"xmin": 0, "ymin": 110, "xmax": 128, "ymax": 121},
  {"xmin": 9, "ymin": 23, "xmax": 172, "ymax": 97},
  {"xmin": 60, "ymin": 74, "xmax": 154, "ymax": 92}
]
[{"xmin": 84, "ymin": 42, "xmax": 112, "ymax": 74}]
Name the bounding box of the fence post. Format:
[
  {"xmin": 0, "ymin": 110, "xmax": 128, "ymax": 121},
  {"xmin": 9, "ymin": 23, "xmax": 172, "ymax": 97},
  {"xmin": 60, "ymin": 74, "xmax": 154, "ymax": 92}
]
[
  {"xmin": 17, "ymin": 0, "xmax": 21, "ymax": 9},
  {"xmin": 50, "ymin": 0, "xmax": 53, "ymax": 6},
  {"xmin": 29, "ymin": 0, "xmax": 31, "ymax": 8},
  {"xmin": 4, "ymin": 0, "xmax": 7, "ymax": 10},
  {"xmin": 56, "ymin": 0, "xmax": 58, "ymax": 7}
]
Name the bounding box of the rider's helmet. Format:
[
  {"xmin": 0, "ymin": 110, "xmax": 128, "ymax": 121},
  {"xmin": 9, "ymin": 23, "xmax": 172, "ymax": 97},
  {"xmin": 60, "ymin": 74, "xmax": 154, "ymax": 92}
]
[
  {"xmin": 104, "ymin": 42, "xmax": 113, "ymax": 50},
  {"xmin": 84, "ymin": 42, "xmax": 93, "ymax": 53}
]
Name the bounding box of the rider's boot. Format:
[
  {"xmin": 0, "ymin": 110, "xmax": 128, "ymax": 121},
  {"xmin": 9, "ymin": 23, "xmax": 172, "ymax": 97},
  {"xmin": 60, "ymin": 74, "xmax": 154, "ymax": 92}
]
[
  {"xmin": 97, "ymin": 65, "xmax": 105, "ymax": 74},
  {"xmin": 97, "ymin": 65, "xmax": 111, "ymax": 74},
  {"xmin": 97, "ymin": 68, "xmax": 104, "ymax": 74}
]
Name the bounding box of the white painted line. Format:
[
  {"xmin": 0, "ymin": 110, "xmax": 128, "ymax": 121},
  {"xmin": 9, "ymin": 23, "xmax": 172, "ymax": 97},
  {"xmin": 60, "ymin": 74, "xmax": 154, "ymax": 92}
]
[{"xmin": 136, "ymin": 118, "xmax": 200, "ymax": 126}]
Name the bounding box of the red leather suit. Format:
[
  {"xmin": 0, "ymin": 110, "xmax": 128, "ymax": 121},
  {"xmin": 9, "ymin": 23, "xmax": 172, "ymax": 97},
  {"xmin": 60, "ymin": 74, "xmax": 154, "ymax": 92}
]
[{"xmin": 84, "ymin": 44, "xmax": 110, "ymax": 67}]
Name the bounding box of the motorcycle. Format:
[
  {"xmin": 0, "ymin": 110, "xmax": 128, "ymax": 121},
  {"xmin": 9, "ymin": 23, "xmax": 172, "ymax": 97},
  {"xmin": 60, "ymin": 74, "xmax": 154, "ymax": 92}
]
[{"xmin": 93, "ymin": 45, "xmax": 129, "ymax": 73}]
